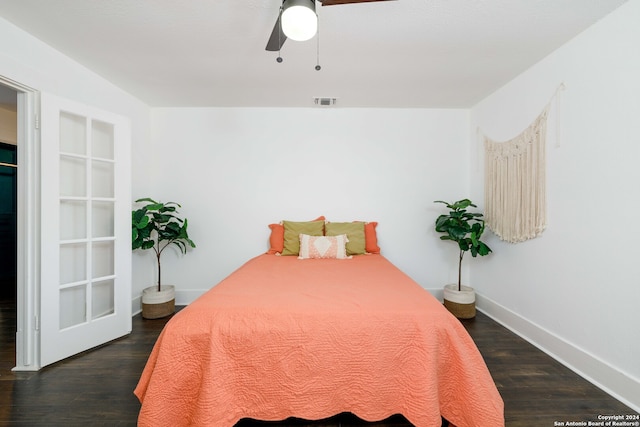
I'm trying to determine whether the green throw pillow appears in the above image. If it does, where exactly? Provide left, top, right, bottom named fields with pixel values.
left=324, top=222, right=366, bottom=256
left=281, top=220, right=325, bottom=256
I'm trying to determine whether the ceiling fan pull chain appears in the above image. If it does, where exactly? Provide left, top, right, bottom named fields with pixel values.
left=277, top=6, right=284, bottom=63
left=315, top=17, right=321, bottom=71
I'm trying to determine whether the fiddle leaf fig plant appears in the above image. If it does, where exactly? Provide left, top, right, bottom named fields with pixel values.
left=434, top=199, right=492, bottom=291
left=132, top=198, right=196, bottom=292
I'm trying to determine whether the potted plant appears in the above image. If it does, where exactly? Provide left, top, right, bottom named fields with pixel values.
left=132, top=198, right=196, bottom=319
left=434, top=199, right=492, bottom=319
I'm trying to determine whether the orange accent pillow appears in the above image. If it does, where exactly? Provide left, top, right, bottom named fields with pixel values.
left=364, top=221, right=381, bottom=254
left=267, top=223, right=284, bottom=254
left=267, top=216, right=326, bottom=255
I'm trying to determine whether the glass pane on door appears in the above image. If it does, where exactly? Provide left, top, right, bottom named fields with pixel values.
left=59, top=156, right=86, bottom=197
left=92, top=201, right=114, bottom=238
left=59, top=243, right=87, bottom=284
left=60, top=200, right=87, bottom=240
left=59, top=112, right=86, bottom=155
left=92, top=279, right=114, bottom=320
left=60, top=284, right=87, bottom=329
left=92, top=160, right=114, bottom=198
left=92, top=240, right=114, bottom=279
left=91, top=120, right=114, bottom=160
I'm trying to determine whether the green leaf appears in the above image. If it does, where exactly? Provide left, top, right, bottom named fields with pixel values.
left=470, top=231, right=478, bottom=246
left=152, top=213, right=173, bottom=224
left=135, top=197, right=158, bottom=204
left=451, top=199, right=475, bottom=210
left=134, top=215, right=150, bottom=229
left=159, top=205, right=177, bottom=213
left=448, top=225, right=469, bottom=240
left=434, top=200, right=454, bottom=209
left=137, top=227, right=151, bottom=239
left=435, top=218, right=455, bottom=232
left=165, top=221, right=181, bottom=233
left=477, top=242, right=492, bottom=256
left=145, top=203, right=164, bottom=212
left=133, top=208, right=147, bottom=222
left=172, top=240, right=187, bottom=254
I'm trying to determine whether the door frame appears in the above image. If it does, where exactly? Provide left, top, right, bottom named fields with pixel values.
left=1, top=75, right=41, bottom=371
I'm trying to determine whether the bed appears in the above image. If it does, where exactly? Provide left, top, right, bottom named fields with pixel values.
left=134, top=249, right=504, bottom=427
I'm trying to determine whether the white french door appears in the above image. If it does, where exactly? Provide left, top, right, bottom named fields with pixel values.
left=39, top=93, right=131, bottom=367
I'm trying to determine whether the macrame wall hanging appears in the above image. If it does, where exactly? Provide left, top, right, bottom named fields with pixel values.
left=482, top=83, right=565, bottom=243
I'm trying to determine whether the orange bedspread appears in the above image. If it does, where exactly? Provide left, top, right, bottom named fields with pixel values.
left=134, top=254, right=504, bottom=427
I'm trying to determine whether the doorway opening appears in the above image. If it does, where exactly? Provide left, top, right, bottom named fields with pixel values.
left=0, top=85, right=18, bottom=374
left=0, top=76, right=39, bottom=372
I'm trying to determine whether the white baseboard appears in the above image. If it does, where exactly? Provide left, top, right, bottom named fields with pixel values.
left=175, top=289, right=206, bottom=306
left=476, top=293, right=640, bottom=413
left=131, top=294, right=141, bottom=316
left=426, top=287, right=444, bottom=300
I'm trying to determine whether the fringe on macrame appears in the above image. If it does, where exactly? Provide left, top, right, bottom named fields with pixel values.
left=483, top=106, right=549, bottom=243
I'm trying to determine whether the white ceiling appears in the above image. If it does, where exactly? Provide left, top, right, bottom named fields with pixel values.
left=0, top=0, right=629, bottom=108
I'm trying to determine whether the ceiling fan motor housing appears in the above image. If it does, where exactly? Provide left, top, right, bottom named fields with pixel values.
left=267, top=0, right=394, bottom=51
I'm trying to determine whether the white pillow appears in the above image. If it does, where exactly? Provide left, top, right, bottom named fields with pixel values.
left=298, top=234, right=351, bottom=260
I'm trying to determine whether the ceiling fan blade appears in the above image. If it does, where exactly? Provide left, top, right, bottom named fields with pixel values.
left=320, top=0, right=396, bottom=5
left=265, top=13, right=287, bottom=51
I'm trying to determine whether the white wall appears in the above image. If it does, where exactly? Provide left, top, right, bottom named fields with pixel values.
left=0, top=18, right=149, bottom=130
left=470, top=0, right=640, bottom=411
left=132, top=107, right=471, bottom=303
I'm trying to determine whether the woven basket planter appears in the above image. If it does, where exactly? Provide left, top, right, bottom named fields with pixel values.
left=141, top=285, right=175, bottom=319
left=443, top=284, right=476, bottom=319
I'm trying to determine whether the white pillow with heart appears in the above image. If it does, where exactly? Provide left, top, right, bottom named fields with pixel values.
left=298, top=234, right=351, bottom=260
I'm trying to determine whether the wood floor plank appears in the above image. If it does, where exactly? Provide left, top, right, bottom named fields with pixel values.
left=0, top=298, right=637, bottom=426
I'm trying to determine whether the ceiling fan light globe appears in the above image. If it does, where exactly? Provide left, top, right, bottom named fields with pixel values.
left=281, top=0, right=317, bottom=41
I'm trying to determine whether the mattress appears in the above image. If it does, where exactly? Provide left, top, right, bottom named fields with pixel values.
left=134, top=254, right=504, bottom=426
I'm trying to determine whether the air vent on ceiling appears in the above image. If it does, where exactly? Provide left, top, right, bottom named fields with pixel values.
left=313, top=97, right=338, bottom=107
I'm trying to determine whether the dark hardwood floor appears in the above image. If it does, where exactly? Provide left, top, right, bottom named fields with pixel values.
left=1, top=297, right=637, bottom=426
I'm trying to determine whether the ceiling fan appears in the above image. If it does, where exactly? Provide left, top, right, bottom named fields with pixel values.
left=265, top=0, right=396, bottom=52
